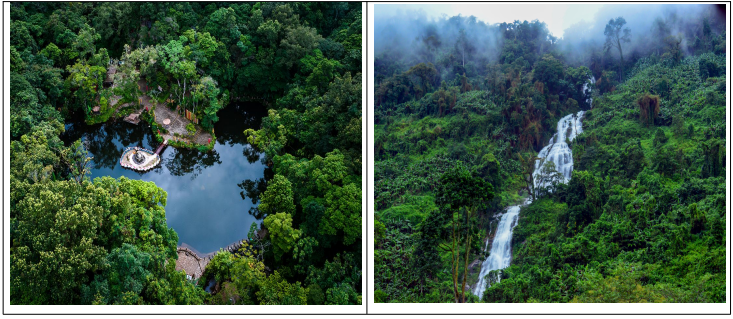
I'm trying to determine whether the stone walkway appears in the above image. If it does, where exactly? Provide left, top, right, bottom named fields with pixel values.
left=150, top=97, right=213, bottom=145
left=175, top=246, right=211, bottom=280
left=175, top=239, right=247, bottom=280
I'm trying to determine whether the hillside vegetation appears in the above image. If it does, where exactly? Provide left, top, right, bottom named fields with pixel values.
left=374, top=7, right=726, bottom=303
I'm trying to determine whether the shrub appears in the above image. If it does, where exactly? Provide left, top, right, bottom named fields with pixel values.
left=636, top=93, right=660, bottom=126
left=653, top=128, right=668, bottom=147
left=186, top=123, right=196, bottom=136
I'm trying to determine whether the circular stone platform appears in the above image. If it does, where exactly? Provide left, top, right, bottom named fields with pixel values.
left=120, top=147, right=161, bottom=171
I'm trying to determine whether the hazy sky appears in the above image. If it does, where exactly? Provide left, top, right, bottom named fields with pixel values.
left=374, top=3, right=606, bottom=38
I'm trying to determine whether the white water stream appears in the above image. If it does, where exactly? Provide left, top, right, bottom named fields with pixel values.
left=473, top=110, right=585, bottom=299
left=584, top=76, right=596, bottom=107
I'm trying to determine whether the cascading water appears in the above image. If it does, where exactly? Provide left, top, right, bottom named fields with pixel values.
left=472, top=205, right=522, bottom=298
left=584, top=76, right=596, bottom=107
left=473, top=110, right=585, bottom=299
left=533, top=111, right=584, bottom=187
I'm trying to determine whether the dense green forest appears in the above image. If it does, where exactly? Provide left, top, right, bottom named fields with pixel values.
left=373, top=5, right=726, bottom=303
left=10, top=2, right=362, bottom=305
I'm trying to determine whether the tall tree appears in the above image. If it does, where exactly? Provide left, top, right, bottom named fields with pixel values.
left=603, top=17, right=631, bottom=82
left=518, top=152, right=541, bottom=201
left=65, top=61, right=106, bottom=115
left=61, top=139, right=93, bottom=185
left=454, top=28, right=473, bottom=68
left=436, top=166, right=493, bottom=303
left=159, top=38, right=198, bottom=109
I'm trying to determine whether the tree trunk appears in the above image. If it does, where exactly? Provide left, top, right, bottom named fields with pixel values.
left=461, top=208, right=473, bottom=303
left=176, top=78, right=183, bottom=111
left=617, top=39, right=624, bottom=82
left=451, top=220, right=460, bottom=303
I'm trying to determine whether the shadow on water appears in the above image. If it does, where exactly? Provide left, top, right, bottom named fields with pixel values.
left=61, top=102, right=270, bottom=254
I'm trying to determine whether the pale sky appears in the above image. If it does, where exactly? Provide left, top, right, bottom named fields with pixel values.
left=374, top=3, right=606, bottom=39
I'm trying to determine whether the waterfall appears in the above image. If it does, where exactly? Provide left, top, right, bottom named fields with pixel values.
left=473, top=110, right=585, bottom=300
left=533, top=111, right=584, bottom=188
left=472, top=205, right=521, bottom=298
left=584, top=76, right=596, bottom=107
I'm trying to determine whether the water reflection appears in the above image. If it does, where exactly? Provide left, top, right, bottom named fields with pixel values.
left=165, top=148, right=222, bottom=180
left=61, top=102, right=268, bottom=254
left=238, top=171, right=271, bottom=220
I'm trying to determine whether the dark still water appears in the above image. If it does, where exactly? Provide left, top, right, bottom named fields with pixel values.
left=61, top=103, right=268, bottom=254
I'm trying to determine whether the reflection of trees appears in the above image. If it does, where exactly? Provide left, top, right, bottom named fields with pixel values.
left=238, top=179, right=265, bottom=204
left=71, top=122, right=155, bottom=170
left=164, top=148, right=222, bottom=180
left=242, top=144, right=262, bottom=164
left=81, top=124, right=124, bottom=170
left=214, top=102, right=267, bottom=146
left=239, top=166, right=273, bottom=219
left=85, top=126, right=121, bottom=170
left=61, top=102, right=264, bottom=183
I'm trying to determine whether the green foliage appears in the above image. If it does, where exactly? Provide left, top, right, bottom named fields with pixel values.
left=483, top=51, right=726, bottom=303
left=82, top=244, right=152, bottom=305
left=698, top=56, right=720, bottom=80
left=436, top=165, right=493, bottom=303
left=65, top=61, right=107, bottom=116
left=10, top=120, right=64, bottom=185
left=258, top=174, right=295, bottom=218
left=572, top=263, right=665, bottom=303
left=636, top=92, right=660, bottom=126
left=375, top=11, right=725, bottom=304
left=604, top=17, right=631, bottom=80
left=264, top=213, right=301, bottom=262
left=10, top=176, right=192, bottom=305
left=534, top=54, right=565, bottom=93
left=305, top=252, right=362, bottom=305
left=256, top=271, right=308, bottom=305
left=653, top=128, right=668, bottom=147
left=378, top=195, right=436, bottom=226
left=10, top=63, right=64, bottom=139
left=11, top=2, right=362, bottom=305
left=145, top=258, right=208, bottom=305
left=186, top=122, right=196, bottom=136
left=60, top=139, right=93, bottom=184
left=273, top=149, right=361, bottom=249
left=671, top=115, right=685, bottom=137
left=321, top=183, right=362, bottom=246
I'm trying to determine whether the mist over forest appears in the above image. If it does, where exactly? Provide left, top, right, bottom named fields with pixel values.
left=374, top=4, right=725, bottom=82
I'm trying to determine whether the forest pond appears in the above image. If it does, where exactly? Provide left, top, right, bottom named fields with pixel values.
left=62, top=102, right=268, bottom=254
